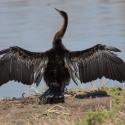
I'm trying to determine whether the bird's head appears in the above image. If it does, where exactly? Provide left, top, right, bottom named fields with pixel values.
left=55, top=8, right=68, bottom=18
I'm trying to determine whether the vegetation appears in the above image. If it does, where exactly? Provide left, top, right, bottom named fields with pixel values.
left=0, top=84, right=125, bottom=125
left=75, top=86, right=125, bottom=125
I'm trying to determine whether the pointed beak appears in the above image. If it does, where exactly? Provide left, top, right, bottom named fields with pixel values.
left=55, top=8, right=60, bottom=13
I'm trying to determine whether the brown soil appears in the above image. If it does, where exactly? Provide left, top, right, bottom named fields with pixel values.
left=0, top=89, right=116, bottom=125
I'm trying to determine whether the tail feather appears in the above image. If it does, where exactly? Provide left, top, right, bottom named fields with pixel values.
left=40, top=86, right=64, bottom=99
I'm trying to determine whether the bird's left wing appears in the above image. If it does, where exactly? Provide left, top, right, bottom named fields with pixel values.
left=0, top=46, right=48, bottom=86
left=67, top=44, right=125, bottom=84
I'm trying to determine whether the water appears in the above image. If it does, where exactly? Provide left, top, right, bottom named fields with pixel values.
left=0, top=0, right=125, bottom=98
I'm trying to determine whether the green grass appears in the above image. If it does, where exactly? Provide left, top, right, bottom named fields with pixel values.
left=75, top=86, right=125, bottom=125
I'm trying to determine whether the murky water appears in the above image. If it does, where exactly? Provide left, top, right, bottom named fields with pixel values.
left=0, top=0, right=125, bottom=98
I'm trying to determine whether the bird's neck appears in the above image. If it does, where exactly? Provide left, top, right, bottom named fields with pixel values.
left=52, top=39, right=65, bottom=49
left=59, top=17, right=68, bottom=39
left=53, top=14, right=68, bottom=46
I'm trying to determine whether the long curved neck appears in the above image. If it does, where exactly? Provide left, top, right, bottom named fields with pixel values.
left=53, top=14, right=68, bottom=46
left=59, top=15, right=68, bottom=39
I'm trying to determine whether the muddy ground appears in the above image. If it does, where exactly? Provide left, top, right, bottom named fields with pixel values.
left=0, top=89, right=123, bottom=125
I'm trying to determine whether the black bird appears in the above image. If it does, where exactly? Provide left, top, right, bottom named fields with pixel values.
left=0, top=8, right=125, bottom=102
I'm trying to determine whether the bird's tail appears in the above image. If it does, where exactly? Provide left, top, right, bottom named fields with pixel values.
left=39, top=84, right=64, bottom=103
left=41, top=86, right=64, bottom=98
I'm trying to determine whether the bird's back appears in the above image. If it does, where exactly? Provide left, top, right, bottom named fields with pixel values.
left=43, top=46, right=70, bottom=88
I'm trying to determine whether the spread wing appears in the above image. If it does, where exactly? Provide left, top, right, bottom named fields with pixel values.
left=0, top=46, right=48, bottom=86
left=66, top=44, right=125, bottom=83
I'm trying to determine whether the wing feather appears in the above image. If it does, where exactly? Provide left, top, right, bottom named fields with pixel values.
left=86, top=60, right=90, bottom=82
left=69, top=44, right=125, bottom=83
left=0, top=46, right=46, bottom=86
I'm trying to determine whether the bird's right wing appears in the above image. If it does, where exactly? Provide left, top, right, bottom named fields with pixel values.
left=0, top=46, right=48, bottom=86
left=67, top=44, right=125, bottom=84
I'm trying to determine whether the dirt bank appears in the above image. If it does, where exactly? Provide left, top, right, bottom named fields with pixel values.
left=0, top=88, right=123, bottom=125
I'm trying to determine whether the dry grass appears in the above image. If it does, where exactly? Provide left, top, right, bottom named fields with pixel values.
left=0, top=81, right=125, bottom=125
